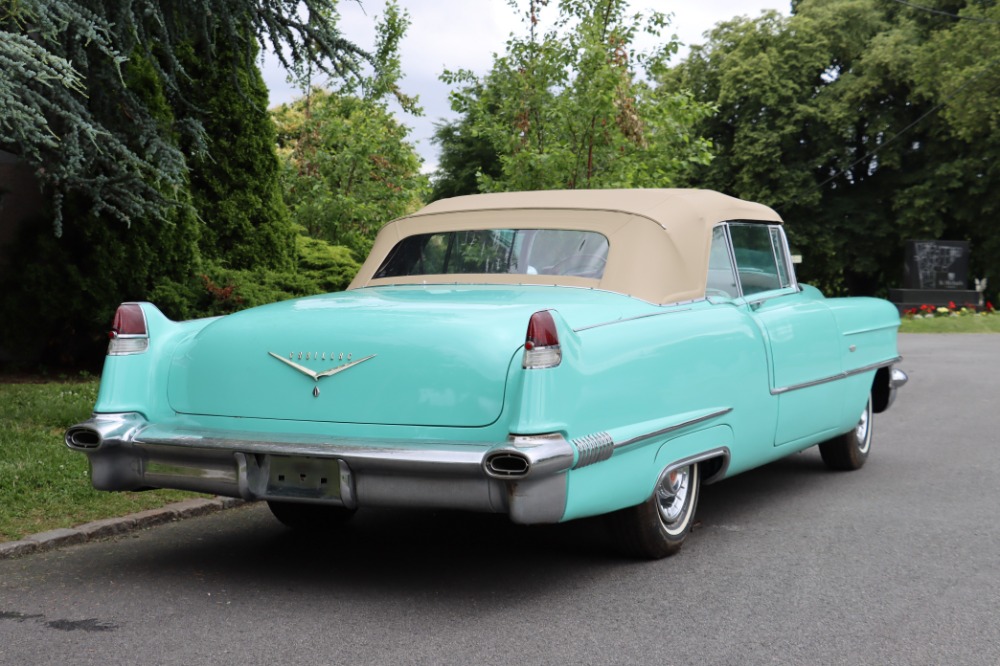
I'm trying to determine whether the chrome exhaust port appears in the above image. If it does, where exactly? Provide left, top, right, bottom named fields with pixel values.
left=65, top=427, right=102, bottom=449
left=64, top=413, right=145, bottom=451
left=483, top=452, right=531, bottom=478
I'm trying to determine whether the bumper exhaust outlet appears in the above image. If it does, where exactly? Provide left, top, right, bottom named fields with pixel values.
left=484, top=452, right=531, bottom=477
left=482, top=434, right=575, bottom=480
left=64, top=413, right=144, bottom=451
left=65, top=428, right=102, bottom=449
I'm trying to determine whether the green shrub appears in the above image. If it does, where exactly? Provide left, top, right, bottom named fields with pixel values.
left=149, top=231, right=361, bottom=320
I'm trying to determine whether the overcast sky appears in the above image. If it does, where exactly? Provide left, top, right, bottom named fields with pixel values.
left=260, top=1, right=791, bottom=173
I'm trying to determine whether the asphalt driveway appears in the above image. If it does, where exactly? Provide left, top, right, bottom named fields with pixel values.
left=1, top=333, right=998, bottom=666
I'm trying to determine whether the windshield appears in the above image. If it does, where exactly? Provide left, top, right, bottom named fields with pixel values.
left=374, top=229, right=609, bottom=279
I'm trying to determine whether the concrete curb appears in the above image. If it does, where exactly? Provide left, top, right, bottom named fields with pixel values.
left=0, top=497, right=248, bottom=561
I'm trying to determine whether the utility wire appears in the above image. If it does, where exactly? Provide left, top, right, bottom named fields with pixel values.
left=889, top=0, right=1000, bottom=25
left=780, top=53, right=1000, bottom=212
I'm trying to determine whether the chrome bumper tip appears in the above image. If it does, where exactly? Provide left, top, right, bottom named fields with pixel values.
left=890, top=367, right=908, bottom=389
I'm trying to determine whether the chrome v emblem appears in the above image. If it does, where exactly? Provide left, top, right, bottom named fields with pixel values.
left=267, top=352, right=376, bottom=382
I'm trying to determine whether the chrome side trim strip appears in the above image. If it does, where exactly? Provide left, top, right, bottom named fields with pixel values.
left=661, top=447, right=732, bottom=487
left=572, top=432, right=614, bottom=468
left=770, top=357, right=903, bottom=395
left=614, top=408, right=734, bottom=450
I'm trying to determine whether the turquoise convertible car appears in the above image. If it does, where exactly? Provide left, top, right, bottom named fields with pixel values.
left=66, top=189, right=906, bottom=558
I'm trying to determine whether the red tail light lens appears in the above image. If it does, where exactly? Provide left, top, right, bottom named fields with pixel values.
left=108, top=303, right=148, bottom=355
left=523, top=310, right=561, bottom=369
left=111, top=303, right=147, bottom=336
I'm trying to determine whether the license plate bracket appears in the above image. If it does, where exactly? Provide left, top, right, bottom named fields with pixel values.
left=236, top=453, right=352, bottom=504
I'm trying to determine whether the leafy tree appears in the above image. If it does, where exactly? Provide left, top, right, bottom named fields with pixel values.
left=273, top=3, right=427, bottom=261
left=0, top=0, right=371, bottom=232
left=907, top=1, right=1000, bottom=300
left=429, top=115, right=501, bottom=202
left=663, top=0, right=987, bottom=297
left=274, top=92, right=427, bottom=260
left=438, top=0, right=714, bottom=193
left=0, top=1, right=392, bottom=368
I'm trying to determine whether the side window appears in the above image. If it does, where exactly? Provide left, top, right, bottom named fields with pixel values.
left=729, top=223, right=784, bottom=296
left=706, top=225, right=738, bottom=299
left=769, top=226, right=793, bottom=288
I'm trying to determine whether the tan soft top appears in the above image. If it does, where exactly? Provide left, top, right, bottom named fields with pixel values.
left=349, top=189, right=783, bottom=304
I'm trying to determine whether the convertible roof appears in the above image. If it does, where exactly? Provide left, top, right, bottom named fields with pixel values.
left=349, top=189, right=783, bottom=304
left=410, top=188, right=781, bottom=229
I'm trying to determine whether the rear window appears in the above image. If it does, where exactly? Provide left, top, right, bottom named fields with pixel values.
left=374, top=229, right=609, bottom=279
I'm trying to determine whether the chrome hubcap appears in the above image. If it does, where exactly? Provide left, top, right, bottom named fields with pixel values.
left=855, top=402, right=871, bottom=454
left=656, top=466, right=690, bottom=526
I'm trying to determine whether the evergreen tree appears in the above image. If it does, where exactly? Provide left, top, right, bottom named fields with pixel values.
left=0, top=48, right=201, bottom=365
left=0, top=0, right=371, bottom=232
left=0, top=0, right=394, bottom=368
left=179, top=37, right=295, bottom=271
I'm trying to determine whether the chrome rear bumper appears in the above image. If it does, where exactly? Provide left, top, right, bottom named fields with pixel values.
left=65, top=413, right=574, bottom=524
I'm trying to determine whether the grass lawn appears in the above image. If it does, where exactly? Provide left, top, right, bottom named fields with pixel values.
left=0, top=378, right=199, bottom=542
left=899, top=314, right=1000, bottom=334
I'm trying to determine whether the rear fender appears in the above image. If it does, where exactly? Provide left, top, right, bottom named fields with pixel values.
left=506, top=309, right=584, bottom=436
left=561, top=425, right=733, bottom=521
left=95, top=304, right=216, bottom=421
left=654, top=425, right=734, bottom=487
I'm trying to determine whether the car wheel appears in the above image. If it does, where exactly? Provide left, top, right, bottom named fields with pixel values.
left=611, top=462, right=701, bottom=559
left=819, top=395, right=873, bottom=471
left=266, top=500, right=356, bottom=530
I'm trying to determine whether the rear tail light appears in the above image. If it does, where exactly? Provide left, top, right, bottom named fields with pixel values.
left=523, top=310, right=561, bottom=369
left=108, top=303, right=148, bottom=355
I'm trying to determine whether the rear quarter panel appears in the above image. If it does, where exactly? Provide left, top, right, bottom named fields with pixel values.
left=825, top=295, right=902, bottom=373
left=94, top=306, right=218, bottom=422
left=506, top=302, right=782, bottom=520
left=825, top=294, right=902, bottom=429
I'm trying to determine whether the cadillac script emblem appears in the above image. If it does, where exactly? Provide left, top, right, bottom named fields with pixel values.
left=268, top=351, right=376, bottom=397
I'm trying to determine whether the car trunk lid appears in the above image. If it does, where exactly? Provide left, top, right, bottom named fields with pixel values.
left=166, top=285, right=652, bottom=427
